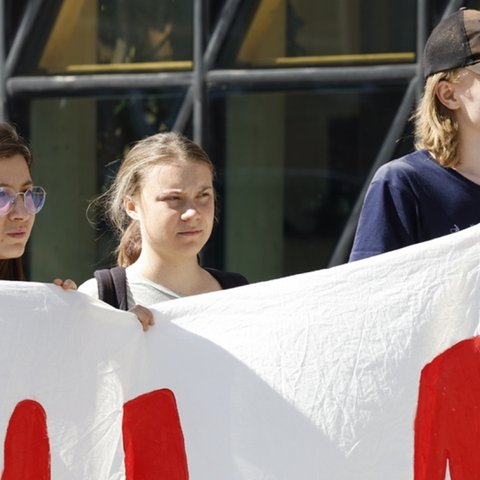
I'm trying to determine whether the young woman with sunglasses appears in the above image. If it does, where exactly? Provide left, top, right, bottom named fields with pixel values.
left=0, top=121, right=75, bottom=289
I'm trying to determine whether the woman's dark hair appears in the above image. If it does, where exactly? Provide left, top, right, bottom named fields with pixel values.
left=0, top=122, right=33, bottom=281
left=0, top=122, right=32, bottom=166
left=0, top=259, right=26, bottom=280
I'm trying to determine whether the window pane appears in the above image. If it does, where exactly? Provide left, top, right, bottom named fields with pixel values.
left=27, top=91, right=186, bottom=283
left=218, top=0, right=416, bottom=68
left=26, top=83, right=412, bottom=283
left=36, top=0, right=192, bottom=74
left=209, top=83, right=413, bottom=281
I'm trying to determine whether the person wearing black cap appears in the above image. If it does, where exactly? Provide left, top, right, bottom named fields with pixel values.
left=349, top=8, right=480, bottom=262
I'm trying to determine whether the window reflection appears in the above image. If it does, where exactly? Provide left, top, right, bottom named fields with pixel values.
left=218, top=0, right=416, bottom=68
left=97, top=0, right=192, bottom=64
left=28, top=92, right=186, bottom=282
left=39, top=0, right=193, bottom=74
left=210, top=84, right=413, bottom=280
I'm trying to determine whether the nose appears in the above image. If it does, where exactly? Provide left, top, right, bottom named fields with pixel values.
left=8, top=195, right=30, bottom=220
left=180, top=205, right=200, bottom=221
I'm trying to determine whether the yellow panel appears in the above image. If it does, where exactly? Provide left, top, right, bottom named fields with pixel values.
left=65, top=61, right=192, bottom=74
left=274, top=52, right=415, bottom=66
left=238, top=0, right=286, bottom=63
left=40, top=0, right=97, bottom=71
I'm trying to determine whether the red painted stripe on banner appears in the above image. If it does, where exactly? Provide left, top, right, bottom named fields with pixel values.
left=1, top=399, right=50, bottom=480
left=123, top=389, right=189, bottom=479
left=415, top=337, right=480, bottom=479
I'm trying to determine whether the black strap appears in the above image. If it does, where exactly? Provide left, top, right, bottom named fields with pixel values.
left=94, top=267, right=128, bottom=311
left=205, top=268, right=249, bottom=289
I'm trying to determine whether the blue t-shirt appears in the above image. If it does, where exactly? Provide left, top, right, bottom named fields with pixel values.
left=349, top=150, right=480, bottom=261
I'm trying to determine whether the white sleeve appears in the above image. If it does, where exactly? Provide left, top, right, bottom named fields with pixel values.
left=77, top=277, right=100, bottom=299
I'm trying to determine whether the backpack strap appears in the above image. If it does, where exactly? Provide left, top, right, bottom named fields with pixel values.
left=94, top=267, right=128, bottom=311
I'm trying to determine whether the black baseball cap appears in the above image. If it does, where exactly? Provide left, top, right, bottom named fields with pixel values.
left=424, top=8, right=480, bottom=79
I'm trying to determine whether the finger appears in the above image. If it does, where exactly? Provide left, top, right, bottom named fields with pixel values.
left=129, top=305, right=155, bottom=331
left=139, top=308, right=154, bottom=331
left=146, top=309, right=155, bottom=326
left=61, top=279, right=77, bottom=290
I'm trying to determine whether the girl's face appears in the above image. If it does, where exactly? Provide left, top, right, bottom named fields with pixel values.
left=0, top=155, right=36, bottom=260
left=125, top=160, right=215, bottom=262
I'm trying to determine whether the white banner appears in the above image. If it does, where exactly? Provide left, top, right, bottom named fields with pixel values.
left=1, top=224, right=480, bottom=479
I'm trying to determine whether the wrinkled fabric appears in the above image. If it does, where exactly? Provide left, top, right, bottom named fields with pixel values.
left=0, top=224, right=479, bottom=479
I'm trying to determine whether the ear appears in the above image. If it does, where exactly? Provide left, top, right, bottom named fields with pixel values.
left=124, top=196, right=139, bottom=220
left=435, top=80, right=460, bottom=110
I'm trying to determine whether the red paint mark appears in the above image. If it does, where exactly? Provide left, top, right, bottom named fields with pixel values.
left=1, top=399, right=50, bottom=480
left=123, top=389, right=189, bottom=479
left=1, top=390, right=188, bottom=477
left=414, top=337, right=480, bottom=479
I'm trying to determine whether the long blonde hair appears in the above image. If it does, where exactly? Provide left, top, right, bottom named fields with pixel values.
left=104, top=131, right=215, bottom=267
left=413, top=69, right=462, bottom=167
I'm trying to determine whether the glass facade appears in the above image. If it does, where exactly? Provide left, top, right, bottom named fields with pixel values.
left=18, top=0, right=194, bottom=74
left=208, top=83, right=411, bottom=280
left=218, top=0, right=416, bottom=68
left=4, top=0, right=477, bottom=284
left=28, top=92, right=186, bottom=282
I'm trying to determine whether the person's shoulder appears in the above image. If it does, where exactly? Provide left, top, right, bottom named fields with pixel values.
left=204, top=267, right=249, bottom=289
left=373, top=150, right=436, bottom=183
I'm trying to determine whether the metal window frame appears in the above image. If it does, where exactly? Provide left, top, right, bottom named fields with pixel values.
left=0, top=0, right=467, bottom=266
